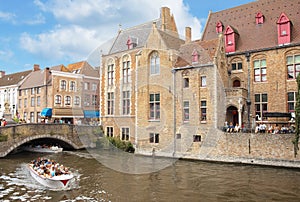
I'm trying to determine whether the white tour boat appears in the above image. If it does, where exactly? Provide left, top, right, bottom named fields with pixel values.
left=28, top=161, right=74, bottom=189
left=23, top=145, right=63, bottom=153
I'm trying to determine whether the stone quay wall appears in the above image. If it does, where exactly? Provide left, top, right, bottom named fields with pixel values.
left=188, top=131, right=300, bottom=168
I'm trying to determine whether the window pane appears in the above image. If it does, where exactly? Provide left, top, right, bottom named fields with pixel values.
left=184, top=101, right=189, bottom=107
left=261, top=59, right=266, bottom=67
left=261, top=68, right=266, bottom=74
left=255, top=76, right=260, bottom=82
left=262, top=94, right=268, bottom=102
left=150, top=94, right=154, bottom=102
left=287, top=56, right=293, bottom=64
left=254, top=60, right=260, bottom=68
left=296, top=64, right=300, bottom=71
left=155, top=94, right=160, bottom=101
left=254, top=69, right=260, bottom=74
left=295, top=55, right=300, bottom=63
left=288, top=92, right=294, bottom=101
left=232, top=63, right=236, bottom=70
left=255, top=94, right=260, bottom=102
left=238, top=63, right=242, bottom=70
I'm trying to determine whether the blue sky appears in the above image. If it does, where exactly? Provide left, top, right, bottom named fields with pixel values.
left=0, top=0, right=254, bottom=74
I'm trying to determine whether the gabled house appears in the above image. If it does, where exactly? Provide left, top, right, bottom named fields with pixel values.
left=18, top=65, right=51, bottom=123
left=201, top=0, right=300, bottom=129
left=67, top=61, right=100, bottom=123
left=0, top=67, right=33, bottom=120
left=100, top=7, right=184, bottom=154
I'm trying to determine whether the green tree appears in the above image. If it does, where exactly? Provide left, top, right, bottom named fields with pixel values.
left=293, top=75, right=300, bottom=157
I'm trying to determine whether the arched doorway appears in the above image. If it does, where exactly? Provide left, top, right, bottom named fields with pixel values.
left=226, top=106, right=239, bottom=126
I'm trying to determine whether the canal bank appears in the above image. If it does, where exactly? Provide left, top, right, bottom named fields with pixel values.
left=136, top=130, right=300, bottom=169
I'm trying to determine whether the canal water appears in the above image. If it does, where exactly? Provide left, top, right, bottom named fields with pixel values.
left=1, top=149, right=300, bottom=201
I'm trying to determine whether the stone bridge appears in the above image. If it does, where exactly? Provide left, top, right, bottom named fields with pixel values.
left=0, top=123, right=102, bottom=157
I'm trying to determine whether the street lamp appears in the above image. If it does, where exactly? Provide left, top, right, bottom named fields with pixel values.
left=245, top=52, right=251, bottom=132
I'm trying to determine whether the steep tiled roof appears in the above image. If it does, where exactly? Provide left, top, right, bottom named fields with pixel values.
left=201, top=0, right=300, bottom=52
left=108, top=19, right=162, bottom=54
left=50, top=64, right=68, bottom=72
left=0, top=70, right=32, bottom=87
left=174, top=39, right=219, bottom=67
left=67, top=61, right=99, bottom=77
left=19, top=69, right=50, bottom=89
left=158, top=30, right=185, bottom=50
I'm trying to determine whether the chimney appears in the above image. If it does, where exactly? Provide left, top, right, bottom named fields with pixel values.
left=0, top=71, right=5, bottom=78
left=33, top=64, right=40, bottom=71
left=161, top=7, right=170, bottom=31
left=44, top=67, right=50, bottom=85
left=185, top=27, right=192, bottom=43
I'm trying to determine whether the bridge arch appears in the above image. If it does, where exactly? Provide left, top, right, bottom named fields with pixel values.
left=3, top=134, right=80, bottom=157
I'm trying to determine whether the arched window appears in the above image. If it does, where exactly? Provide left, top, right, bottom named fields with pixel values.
left=65, top=96, right=71, bottom=106
left=182, top=70, right=189, bottom=88
left=55, top=95, right=61, bottom=104
left=60, top=80, right=66, bottom=90
left=150, top=51, right=160, bottom=75
left=233, top=80, right=241, bottom=87
left=70, top=81, right=76, bottom=91
left=107, top=59, right=115, bottom=86
left=122, top=55, right=131, bottom=83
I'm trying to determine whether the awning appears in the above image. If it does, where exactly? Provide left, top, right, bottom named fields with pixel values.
left=84, top=110, right=100, bottom=118
left=52, top=108, right=84, bottom=118
left=264, top=112, right=292, bottom=118
left=41, top=108, right=52, bottom=117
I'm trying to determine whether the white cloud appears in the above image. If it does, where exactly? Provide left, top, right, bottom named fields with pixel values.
left=22, top=0, right=202, bottom=66
left=0, top=49, right=14, bottom=61
left=0, top=11, right=16, bottom=23
left=24, top=13, right=46, bottom=25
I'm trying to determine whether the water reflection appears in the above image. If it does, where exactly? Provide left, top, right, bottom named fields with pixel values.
left=0, top=151, right=300, bottom=201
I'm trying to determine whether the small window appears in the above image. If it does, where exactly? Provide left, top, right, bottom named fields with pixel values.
left=60, top=80, right=66, bottom=90
left=150, top=133, right=159, bottom=143
left=183, top=78, right=189, bottom=88
left=233, top=80, right=241, bottom=87
left=106, top=127, right=114, bottom=137
left=201, top=76, right=206, bottom=87
left=193, top=135, right=201, bottom=142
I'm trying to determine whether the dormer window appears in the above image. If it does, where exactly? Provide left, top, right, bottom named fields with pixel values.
left=277, top=13, right=291, bottom=45
left=256, top=12, right=264, bottom=24
left=216, top=21, right=224, bottom=34
left=224, top=25, right=238, bottom=53
left=192, top=50, right=199, bottom=63
left=127, top=36, right=138, bottom=49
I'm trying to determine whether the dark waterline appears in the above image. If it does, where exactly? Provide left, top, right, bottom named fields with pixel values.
left=1, top=150, right=300, bottom=201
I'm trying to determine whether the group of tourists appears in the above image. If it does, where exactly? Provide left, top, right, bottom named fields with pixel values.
left=30, top=157, right=70, bottom=178
left=224, top=121, right=241, bottom=133
left=255, top=123, right=294, bottom=134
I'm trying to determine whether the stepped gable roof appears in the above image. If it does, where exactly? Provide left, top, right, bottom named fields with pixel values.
left=157, top=30, right=185, bottom=50
left=19, top=68, right=51, bottom=89
left=0, top=70, right=31, bottom=87
left=67, top=61, right=99, bottom=77
left=201, top=0, right=300, bottom=53
left=174, top=39, right=219, bottom=68
left=108, top=19, right=162, bottom=54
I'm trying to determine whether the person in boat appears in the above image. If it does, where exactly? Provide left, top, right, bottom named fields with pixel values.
left=50, top=166, right=55, bottom=177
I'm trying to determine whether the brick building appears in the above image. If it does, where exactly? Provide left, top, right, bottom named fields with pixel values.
left=201, top=0, right=300, bottom=130
left=100, top=7, right=184, bottom=153
left=18, top=65, right=51, bottom=123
